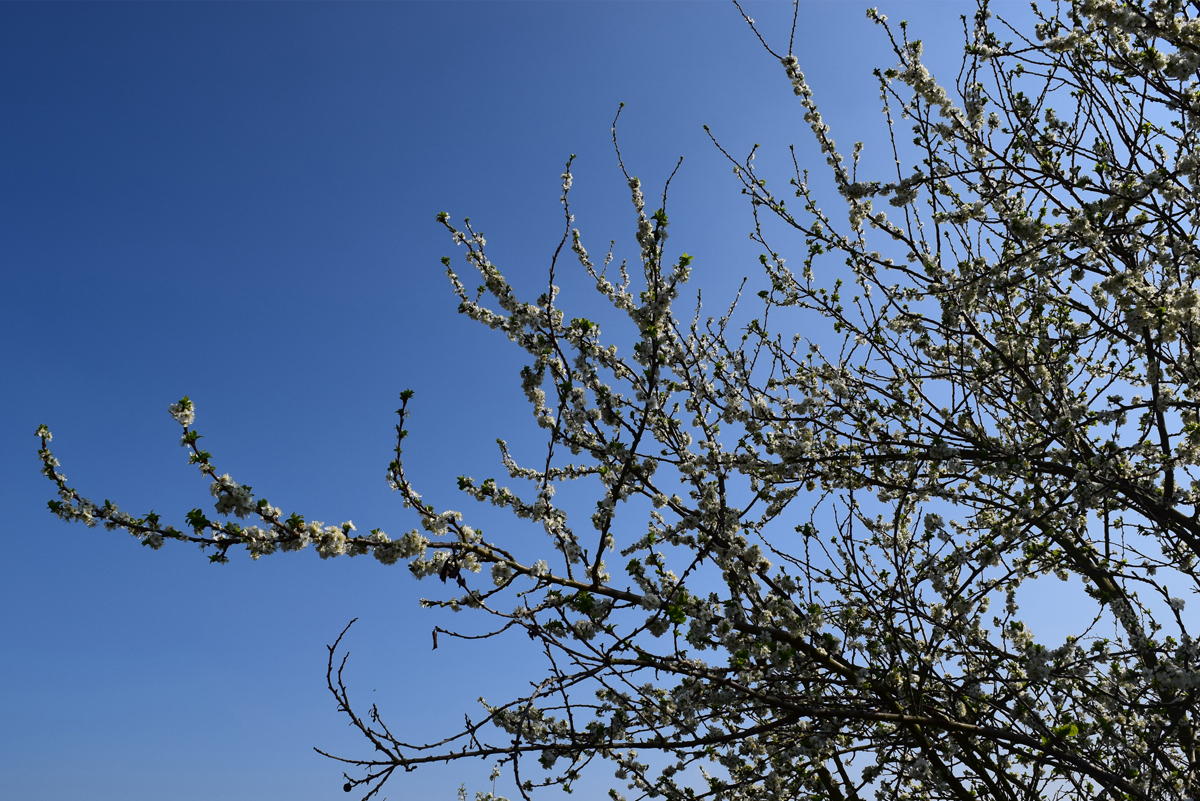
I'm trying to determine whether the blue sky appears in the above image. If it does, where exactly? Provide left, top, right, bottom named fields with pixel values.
left=1, top=2, right=992, bottom=799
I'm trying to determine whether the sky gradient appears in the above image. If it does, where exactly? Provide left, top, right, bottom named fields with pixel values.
left=2, top=3, right=997, bottom=799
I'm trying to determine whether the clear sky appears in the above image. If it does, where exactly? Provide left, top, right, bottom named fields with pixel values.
left=1, top=2, right=996, bottom=799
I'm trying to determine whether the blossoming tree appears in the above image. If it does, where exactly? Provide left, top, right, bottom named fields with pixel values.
left=35, top=0, right=1200, bottom=799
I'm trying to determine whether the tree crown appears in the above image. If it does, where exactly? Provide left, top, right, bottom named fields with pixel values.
left=37, top=1, right=1200, bottom=799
